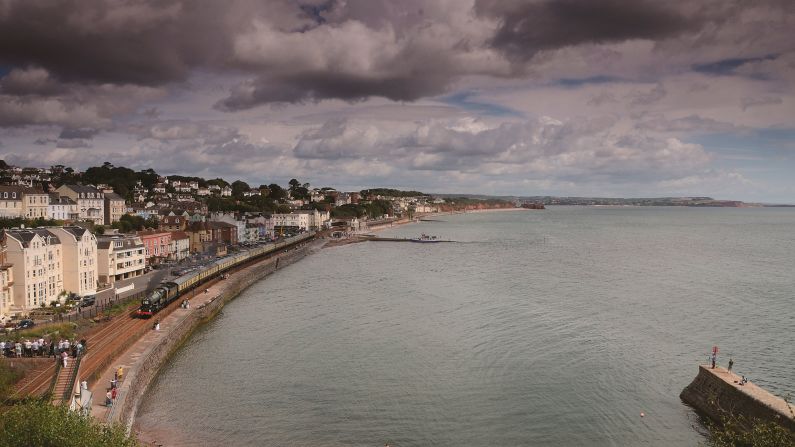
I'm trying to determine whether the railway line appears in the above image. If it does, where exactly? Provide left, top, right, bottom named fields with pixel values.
left=11, top=233, right=313, bottom=400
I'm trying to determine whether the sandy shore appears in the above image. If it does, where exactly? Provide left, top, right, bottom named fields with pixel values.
left=323, top=208, right=529, bottom=248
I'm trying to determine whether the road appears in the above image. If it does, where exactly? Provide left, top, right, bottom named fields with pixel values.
left=94, top=269, right=171, bottom=306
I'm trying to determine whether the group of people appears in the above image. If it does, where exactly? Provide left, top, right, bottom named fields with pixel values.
left=105, top=366, right=125, bottom=406
left=0, top=337, right=85, bottom=359
left=180, top=299, right=190, bottom=309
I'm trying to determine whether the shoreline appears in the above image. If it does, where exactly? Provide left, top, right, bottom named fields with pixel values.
left=86, top=239, right=321, bottom=445
left=130, top=207, right=526, bottom=444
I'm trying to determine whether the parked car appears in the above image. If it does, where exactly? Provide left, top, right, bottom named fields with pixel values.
left=16, top=319, right=35, bottom=330
left=80, top=296, right=96, bottom=308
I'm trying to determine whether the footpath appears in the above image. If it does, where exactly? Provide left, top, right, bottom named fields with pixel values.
left=87, top=241, right=318, bottom=433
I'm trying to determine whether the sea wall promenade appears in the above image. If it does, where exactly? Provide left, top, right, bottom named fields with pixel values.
left=88, top=239, right=321, bottom=433
left=681, top=365, right=795, bottom=432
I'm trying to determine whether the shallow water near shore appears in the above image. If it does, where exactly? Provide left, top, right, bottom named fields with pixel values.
left=135, top=207, right=795, bottom=446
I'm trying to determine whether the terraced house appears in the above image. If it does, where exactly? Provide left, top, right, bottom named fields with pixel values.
left=0, top=185, right=49, bottom=219
left=47, top=193, right=79, bottom=221
left=138, top=230, right=172, bottom=264
left=2, top=228, right=63, bottom=311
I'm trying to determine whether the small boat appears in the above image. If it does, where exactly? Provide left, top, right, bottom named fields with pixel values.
left=411, top=234, right=443, bottom=243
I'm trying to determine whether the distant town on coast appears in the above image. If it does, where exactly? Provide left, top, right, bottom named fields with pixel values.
left=3, top=157, right=784, bottom=321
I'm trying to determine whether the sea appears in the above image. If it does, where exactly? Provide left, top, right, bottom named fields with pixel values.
left=135, top=207, right=795, bottom=446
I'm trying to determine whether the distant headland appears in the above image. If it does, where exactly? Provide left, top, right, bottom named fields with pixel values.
left=436, top=194, right=794, bottom=208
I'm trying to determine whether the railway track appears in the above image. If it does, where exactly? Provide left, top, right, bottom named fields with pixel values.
left=12, top=277, right=223, bottom=399
left=11, top=236, right=312, bottom=400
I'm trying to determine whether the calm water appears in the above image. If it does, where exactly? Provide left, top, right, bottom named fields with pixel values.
left=136, top=207, right=795, bottom=446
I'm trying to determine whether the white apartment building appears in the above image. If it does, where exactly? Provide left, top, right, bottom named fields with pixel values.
left=0, top=186, right=49, bottom=219
left=0, top=247, right=14, bottom=321
left=97, top=234, right=146, bottom=285
left=48, top=193, right=79, bottom=221
left=3, top=228, right=64, bottom=310
left=269, top=212, right=310, bottom=234
left=49, top=227, right=98, bottom=297
left=56, top=184, right=105, bottom=225
left=266, top=210, right=328, bottom=234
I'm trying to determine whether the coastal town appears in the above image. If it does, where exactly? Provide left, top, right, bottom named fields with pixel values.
left=0, top=160, right=518, bottom=323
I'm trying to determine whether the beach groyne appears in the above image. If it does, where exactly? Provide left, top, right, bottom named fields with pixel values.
left=680, top=365, right=795, bottom=433
left=114, top=242, right=317, bottom=431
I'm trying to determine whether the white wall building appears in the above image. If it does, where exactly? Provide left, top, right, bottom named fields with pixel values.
left=0, top=246, right=14, bottom=322
left=169, top=232, right=190, bottom=261
left=48, top=193, right=79, bottom=221
left=0, top=186, right=49, bottom=219
left=49, top=227, right=98, bottom=297
left=3, top=228, right=64, bottom=311
left=97, top=234, right=146, bottom=286
left=56, top=184, right=105, bottom=225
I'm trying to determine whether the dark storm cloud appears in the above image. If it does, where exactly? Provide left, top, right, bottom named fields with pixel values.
left=0, top=1, right=229, bottom=86
left=215, top=72, right=453, bottom=110
left=58, top=128, right=100, bottom=140
left=475, top=0, right=696, bottom=60
left=56, top=138, right=92, bottom=149
left=0, top=0, right=793, bottom=118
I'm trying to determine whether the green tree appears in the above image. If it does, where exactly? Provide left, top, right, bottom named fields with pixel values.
left=112, top=214, right=146, bottom=233
left=231, top=180, right=250, bottom=198
left=287, top=179, right=309, bottom=201
left=268, top=183, right=287, bottom=201
left=144, top=215, right=159, bottom=229
left=206, top=178, right=229, bottom=188
left=0, top=400, right=138, bottom=446
left=705, top=416, right=794, bottom=447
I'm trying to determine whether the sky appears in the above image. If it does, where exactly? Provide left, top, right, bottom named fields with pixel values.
left=0, top=0, right=794, bottom=202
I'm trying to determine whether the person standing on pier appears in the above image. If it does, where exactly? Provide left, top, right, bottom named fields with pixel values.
left=728, top=358, right=734, bottom=373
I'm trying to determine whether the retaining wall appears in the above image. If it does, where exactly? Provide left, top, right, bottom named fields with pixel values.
left=681, top=365, right=795, bottom=433
left=113, top=243, right=316, bottom=430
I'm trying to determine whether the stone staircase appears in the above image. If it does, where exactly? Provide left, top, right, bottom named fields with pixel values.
left=50, top=358, right=78, bottom=405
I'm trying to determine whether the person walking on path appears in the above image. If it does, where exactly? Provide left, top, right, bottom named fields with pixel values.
left=728, top=358, right=734, bottom=373
left=117, top=366, right=124, bottom=382
left=111, top=387, right=117, bottom=402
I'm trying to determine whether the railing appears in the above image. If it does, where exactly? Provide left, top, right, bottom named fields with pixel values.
left=61, top=349, right=85, bottom=404
left=46, top=356, right=62, bottom=398
left=55, top=290, right=148, bottom=323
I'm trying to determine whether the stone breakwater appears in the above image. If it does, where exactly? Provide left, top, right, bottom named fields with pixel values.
left=112, top=242, right=317, bottom=432
left=680, top=365, right=795, bottom=433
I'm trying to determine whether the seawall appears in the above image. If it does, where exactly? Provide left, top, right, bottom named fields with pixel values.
left=680, top=365, right=795, bottom=433
left=111, top=241, right=319, bottom=431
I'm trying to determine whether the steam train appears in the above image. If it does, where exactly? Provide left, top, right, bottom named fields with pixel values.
left=135, top=233, right=313, bottom=317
